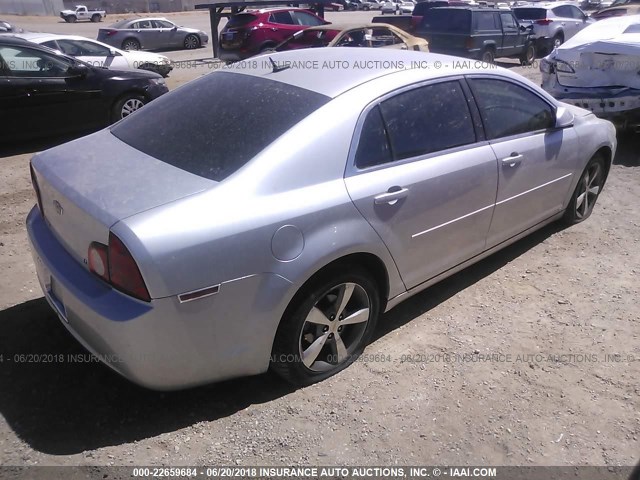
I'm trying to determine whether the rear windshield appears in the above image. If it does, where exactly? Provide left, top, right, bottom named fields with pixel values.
left=225, top=13, right=257, bottom=28
left=111, top=72, right=330, bottom=182
left=513, top=8, right=546, bottom=20
left=420, top=9, right=471, bottom=32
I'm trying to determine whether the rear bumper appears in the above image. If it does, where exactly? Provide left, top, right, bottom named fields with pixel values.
left=27, top=207, right=292, bottom=390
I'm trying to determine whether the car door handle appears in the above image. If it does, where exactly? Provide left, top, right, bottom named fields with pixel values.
left=501, top=153, right=523, bottom=167
left=374, top=187, right=409, bottom=205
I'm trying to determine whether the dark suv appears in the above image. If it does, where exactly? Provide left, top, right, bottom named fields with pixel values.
left=415, top=7, right=535, bottom=64
left=219, top=8, right=329, bottom=61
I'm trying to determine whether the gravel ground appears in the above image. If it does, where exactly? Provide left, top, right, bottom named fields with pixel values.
left=0, top=12, right=638, bottom=474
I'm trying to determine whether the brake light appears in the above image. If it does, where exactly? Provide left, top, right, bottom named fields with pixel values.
left=108, top=232, right=150, bottom=302
left=29, top=162, right=44, bottom=217
left=464, top=36, right=474, bottom=49
left=535, top=19, right=553, bottom=25
left=103, top=29, right=118, bottom=36
left=86, top=233, right=150, bottom=302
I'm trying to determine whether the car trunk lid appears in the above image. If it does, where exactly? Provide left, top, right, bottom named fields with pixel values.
left=31, top=129, right=214, bottom=268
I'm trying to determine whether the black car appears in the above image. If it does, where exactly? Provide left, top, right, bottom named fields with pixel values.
left=415, top=7, right=536, bottom=64
left=0, top=36, right=168, bottom=143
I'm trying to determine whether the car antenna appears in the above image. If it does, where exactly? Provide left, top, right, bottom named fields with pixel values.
left=268, top=56, right=289, bottom=73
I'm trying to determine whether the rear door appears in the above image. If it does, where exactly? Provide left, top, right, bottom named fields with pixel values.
left=551, top=6, right=578, bottom=39
left=467, top=76, right=579, bottom=248
left=268, top=11, right=301, bottom=44
left=345, top=79, right=498, bottom=289
left=131, top=20, right=156, bottom=49
left=474, top=11, right=503, bottom=55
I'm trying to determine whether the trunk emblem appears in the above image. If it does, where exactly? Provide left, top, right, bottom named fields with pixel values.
left=53, top=200, right=63, bottom=215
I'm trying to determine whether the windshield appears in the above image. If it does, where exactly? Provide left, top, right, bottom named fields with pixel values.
left=111, top=71, right=330, bottom=182
left=225, top=13, right=258, bottom=28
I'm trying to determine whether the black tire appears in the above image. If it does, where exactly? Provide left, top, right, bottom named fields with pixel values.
left=121, top=38, right=141, bottom=51
left=111, top=93, right=146, bottom=123
left=184, top=34, right=200, bottom=50
left=91, top=14, right=100, bottom=22
left=270, top=265, right=381, bottom=386
left=563, top=154, right=606, bottom=225
left=480, top=47, right=495, bottom=64
left=67, top=15, right=77, bottom=23
left=520, top=44, right=535, bottom=66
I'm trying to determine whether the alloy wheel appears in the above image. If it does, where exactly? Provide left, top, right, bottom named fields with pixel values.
left=575, top=162, right=602, bottom=219
left=299, top=282, right=371, bottom=372
left=121, top=98, right=145, bottom=118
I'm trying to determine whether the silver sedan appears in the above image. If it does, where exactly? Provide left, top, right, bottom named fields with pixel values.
left=97, top=17, right=208, bottom=51
left=27, top=49, right=616, bottom=390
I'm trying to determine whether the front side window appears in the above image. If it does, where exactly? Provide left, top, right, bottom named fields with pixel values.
left=500, top=13, right=517, bottom=30
left=291, top=11, right=324, bottom=26
left=379, top=81, right=476, bottom=161
left=0, top=46, right=71, bottom=77
left=468, top=78, right=555, bottom=139
left=153, top=20, right=175, bottom=28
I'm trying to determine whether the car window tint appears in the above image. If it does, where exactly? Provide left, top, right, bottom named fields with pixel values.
left=513, top=8, right=546, bottom=19
left=476, top=12, right=498, bottom=30
left=379, top=81, right=476, bottom=160
left=111, top=72, right=330, bottom=182
left=468, top=78, right=555, bottom=139
left=132, top=20, right=153, bottom=29
left=500, top=13, right=517, bottom=30
left=355, top=106, right=392, bottom=169
left=270, top=11, right=294, bottom=24
left=291, top=11, right=324, bottom=26
left=153, top=20, right=174, bottom=28
left=58, top=39, right=110, bottom=56
left=0, top=46, right=71, bottom=78
left=226, top=13, right=257, bottom=27
left=370, top=27, right=404, bottom=46
left=552, top=6, right=571, bottom=18
left=421, top=9, right=471, bottom=33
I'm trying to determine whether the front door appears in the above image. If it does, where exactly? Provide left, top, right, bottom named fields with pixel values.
left=467, top=76, right=580, bottom=248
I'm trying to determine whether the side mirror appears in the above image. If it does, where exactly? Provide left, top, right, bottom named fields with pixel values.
left=555, top=106, right=574, bottom=128
left=68, top=63, right=89, bottom=77
left=171, top=25, right=178, bottom=31
left=109, top=49, right=117, bottom=56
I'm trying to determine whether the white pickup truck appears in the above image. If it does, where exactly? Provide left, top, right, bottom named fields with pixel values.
left=60, top=5, right=106, bottom=23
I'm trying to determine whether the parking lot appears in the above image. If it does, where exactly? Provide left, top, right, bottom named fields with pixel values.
left=0, top=10, right=639, bottom=471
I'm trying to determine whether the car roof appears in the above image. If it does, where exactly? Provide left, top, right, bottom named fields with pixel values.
left=0, top=35, right=34, bottom=46
left=226, top=47, right=524, bottom=98
left=247, top=7, right=315, bottom=12
left=430, top=5, right=505, bottom=10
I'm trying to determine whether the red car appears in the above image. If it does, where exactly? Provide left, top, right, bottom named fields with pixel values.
left=219, top=7, right=329, bottom=61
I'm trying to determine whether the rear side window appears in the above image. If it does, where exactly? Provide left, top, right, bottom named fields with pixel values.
left=270, top=11, right=294, bottom=24
left=355, top=106, right=392, bottom=169
left=291, top=11, right=324, bottom=26
left=468, top=78, right=555, bottom=139
left=513, top=8, right=546, bottom=20
left=111, top=72, right=330, bottom=181
left=421, top=9, right=471, bottom=33
left=475, top=12, right=499, bottom=30
left=226, top=13, right=257, bottom=28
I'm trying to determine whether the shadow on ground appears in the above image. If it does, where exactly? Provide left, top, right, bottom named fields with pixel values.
left=0, top=220, right=564, bottom=455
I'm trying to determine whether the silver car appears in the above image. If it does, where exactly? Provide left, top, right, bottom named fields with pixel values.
left=97, top=17, right=208, bottom=51
left=27, top=49, right=616, bottom=390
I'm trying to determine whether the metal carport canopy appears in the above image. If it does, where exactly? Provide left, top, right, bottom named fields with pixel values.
left=195, top=0, right=339, bottom=57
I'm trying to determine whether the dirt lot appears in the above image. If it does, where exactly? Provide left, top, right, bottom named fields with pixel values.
left=0, top=11, right=639, bottom=474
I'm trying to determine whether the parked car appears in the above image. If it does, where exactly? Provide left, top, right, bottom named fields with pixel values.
left=271, top=23, right=429, bottom=51
left=513, top=3, right=594, bottom=54
left=219, top=8, right=329, bottom=61
left=0, top=36, right=167, bottom=142
left=27, top=47, right=615, bottom=389
left=541, top=14, right=640, bottom=129
left=362, top=0, right=385, bottom=9
left=16, top=33, right=173, bottom=77
left=415, top=7, right=536, bottom=64
left=97, top=18, right=208, bottom=51
left=60, top=5, right=106, bottom=23
left=591, top=0, right=640, bottom=18
left=0, top=20, right=24, bottom=33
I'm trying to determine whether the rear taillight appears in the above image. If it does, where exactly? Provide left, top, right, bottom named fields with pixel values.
left=29, top=162, right=44, bottom=217
left=464, top=36, right=474, bottom=49
left=535, top=18, right=553, bottom=25
left=87, top=233, right=150, bottom=302
left=103, top=29, right=118, bottom=36
left=108, top=232, right=150, bottom=302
